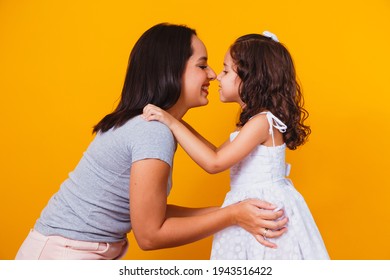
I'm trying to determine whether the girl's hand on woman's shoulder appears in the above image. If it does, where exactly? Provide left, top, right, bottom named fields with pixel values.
left=142, top=104, right=176, bottom=128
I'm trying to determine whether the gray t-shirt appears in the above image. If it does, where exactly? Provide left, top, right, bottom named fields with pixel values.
left=34, top=116, right=176, bottom=242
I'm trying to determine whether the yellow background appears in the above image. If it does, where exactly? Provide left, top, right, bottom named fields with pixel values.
left=1, top=0, right=389, bottom=260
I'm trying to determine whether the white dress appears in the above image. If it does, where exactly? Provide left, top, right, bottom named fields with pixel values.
left=210, top=112, right=329, bottom=260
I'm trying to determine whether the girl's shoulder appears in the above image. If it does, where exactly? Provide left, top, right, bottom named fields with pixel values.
left=232, top=112, right=271, bottom=134
left=249, top=111, right=270, bottom=120
left=232, top=112, right=271, bottom=141
left=248, top=111, right=287, bottom=134
left=245, top=111, right=271, bottom=130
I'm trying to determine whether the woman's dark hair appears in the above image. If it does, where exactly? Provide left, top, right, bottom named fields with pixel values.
left=93, top=23, right=196, bottom=133
left=230, top=34, right=311, bottom=150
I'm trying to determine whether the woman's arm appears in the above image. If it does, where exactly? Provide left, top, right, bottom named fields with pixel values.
left=166, top=205, right=219, bottom=218
left=130, top=159, right=287, bottom=250
left=143, top=104, right=270, bottom=173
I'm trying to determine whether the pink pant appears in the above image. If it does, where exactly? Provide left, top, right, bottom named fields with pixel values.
left=15, top=229, right=128, bottom=260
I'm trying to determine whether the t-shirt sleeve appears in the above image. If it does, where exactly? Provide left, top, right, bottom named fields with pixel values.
left=130, top=120, right=176, bottom=167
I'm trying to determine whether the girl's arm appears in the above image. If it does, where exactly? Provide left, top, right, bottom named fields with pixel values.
left=130, top=159, right=288, bottom=250
left=180, top=120, right=231, bottom=153
left=143, top=104, right=270, bottom=174
left=180, top=120, right=217, bottom=151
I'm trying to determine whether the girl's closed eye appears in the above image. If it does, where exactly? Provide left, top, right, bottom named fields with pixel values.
left=220, top=69, right=228, bottom=75
left=198, top=65, right=208, bottom=69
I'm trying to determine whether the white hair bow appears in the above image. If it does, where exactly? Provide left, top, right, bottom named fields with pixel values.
left=262, top=31, right=279, bottom=42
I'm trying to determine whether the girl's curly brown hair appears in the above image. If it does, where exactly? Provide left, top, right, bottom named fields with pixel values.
left=230, top=34, right=311, bottom=150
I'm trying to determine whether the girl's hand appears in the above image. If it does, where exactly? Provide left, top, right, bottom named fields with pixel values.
left=143, top=104, right=176, bottom=128
left=230, top=199, right=288, bottom=248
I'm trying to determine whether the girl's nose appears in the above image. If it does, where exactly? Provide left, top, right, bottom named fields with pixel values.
left=216, top=72, right=223, bottom=81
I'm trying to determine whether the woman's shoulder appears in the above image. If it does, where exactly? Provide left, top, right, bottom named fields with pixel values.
left=125, top=116, right=174, bottom=141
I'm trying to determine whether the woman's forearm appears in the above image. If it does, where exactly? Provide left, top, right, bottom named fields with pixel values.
left=140, top=204, right=236, bottom=250
left=130, top=159, right=286, bottom=251
left=166, top=204, right=219, bottom=218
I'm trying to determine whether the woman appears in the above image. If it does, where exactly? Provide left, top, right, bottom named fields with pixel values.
left=15, top=23, right=288, bottom=260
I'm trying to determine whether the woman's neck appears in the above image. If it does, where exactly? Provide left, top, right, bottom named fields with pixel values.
left=167, top=102, right=189, bottom=120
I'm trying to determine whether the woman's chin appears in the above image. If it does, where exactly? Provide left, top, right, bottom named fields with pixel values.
left=193, top=98, right=209, bottom=108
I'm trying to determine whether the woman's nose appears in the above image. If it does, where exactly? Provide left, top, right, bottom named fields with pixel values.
left=207, top=67, right=217, bottom=81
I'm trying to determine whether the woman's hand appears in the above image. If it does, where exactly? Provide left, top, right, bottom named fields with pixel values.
left=229, top=199, right=288, bottom=248
left=143, top=104, right=177, bottom=128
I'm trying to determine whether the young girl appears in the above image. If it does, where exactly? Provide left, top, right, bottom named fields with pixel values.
left=143, top=31, right=329, bottom=259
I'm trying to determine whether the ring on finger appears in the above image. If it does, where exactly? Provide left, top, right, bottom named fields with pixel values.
left=263, top=228, right=269, bottom=238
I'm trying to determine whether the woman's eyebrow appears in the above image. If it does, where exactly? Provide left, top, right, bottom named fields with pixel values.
left=197, top=56, right=208, bottom=62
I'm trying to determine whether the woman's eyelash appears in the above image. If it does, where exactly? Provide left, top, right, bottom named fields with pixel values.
left=199, top=65, right=208, bottom=69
